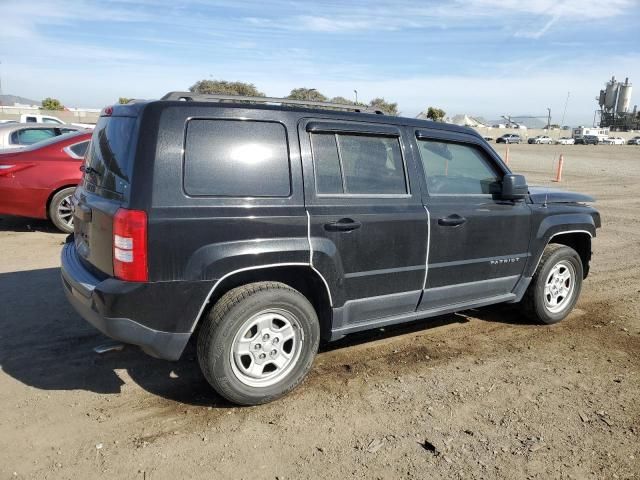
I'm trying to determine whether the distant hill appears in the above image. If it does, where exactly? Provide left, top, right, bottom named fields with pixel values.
left=0, top=94, right=40, bottom=106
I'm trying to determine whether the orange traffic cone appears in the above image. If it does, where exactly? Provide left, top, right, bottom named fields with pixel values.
left=553, top=154, right=564, bottom=182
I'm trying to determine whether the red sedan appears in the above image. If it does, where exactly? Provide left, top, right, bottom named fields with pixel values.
left=0, top=131, right=92, bottom=232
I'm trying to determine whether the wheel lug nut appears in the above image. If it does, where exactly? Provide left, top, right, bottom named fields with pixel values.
left=273, top=337, right=279, bottom=344
left=259, top=353, right=266, bottom=360
left=262, top=333, right=270, bottom=341
left=270, top=349, right=277, bottom=356
left=254, top=344, right=261, bottom=350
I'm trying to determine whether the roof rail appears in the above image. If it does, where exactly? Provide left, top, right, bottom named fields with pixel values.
left=160, top=91, right=386, bottom=114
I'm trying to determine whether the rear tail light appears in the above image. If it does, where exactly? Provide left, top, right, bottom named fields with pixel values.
left=113, top=208, right=148, bottom=282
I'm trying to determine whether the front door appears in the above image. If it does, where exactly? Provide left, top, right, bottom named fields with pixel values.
left=299, top=119, right=428, bottom=328
left=412, top=129, right=531, bottom=310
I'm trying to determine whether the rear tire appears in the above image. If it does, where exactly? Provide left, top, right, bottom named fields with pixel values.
left=49, top=187, right=76, bottom=233
left=197, top=282, right=320, bottom=405
left=521, top=244, right=583, bottom=324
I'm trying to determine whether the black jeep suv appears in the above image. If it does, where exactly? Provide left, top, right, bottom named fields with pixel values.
left=61, top=92, right=600, bottom=405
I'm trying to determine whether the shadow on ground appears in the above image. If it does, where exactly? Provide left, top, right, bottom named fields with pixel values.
left=0, top=215, right=61, bottom=233
left=0, top=266, right=535, bottom=408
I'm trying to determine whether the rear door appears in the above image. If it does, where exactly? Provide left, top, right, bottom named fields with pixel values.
left=413, top=129, right=531, bottom=310
left=73, top=113, right=138, bottom=276
left=300, top=119, right=428, bottom=327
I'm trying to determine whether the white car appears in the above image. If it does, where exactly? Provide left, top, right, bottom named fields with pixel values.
left=556, top=137, right=575, bottom=145
left=0, top=123, right=85, bottom=150
left=601, top=137, right=626, bottom=145
left=20, top=113, right=94, bottom=129
left=528, top=135, right=553, bottom=144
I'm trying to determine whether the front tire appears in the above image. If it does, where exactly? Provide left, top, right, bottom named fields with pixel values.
left=197, top=282, right=320, bottom=405
left=49, top=187, right=76, bottom=233
left=521, top=244, right=583, bottom=324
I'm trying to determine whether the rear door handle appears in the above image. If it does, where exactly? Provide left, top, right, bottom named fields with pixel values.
left=437, top=214, right=466, bottom=227
left=324, top=218, right=362, bottom=232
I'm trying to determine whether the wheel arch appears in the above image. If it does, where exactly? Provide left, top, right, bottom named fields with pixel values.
left=548, top=232, right=592, bottom=278
left=192, top=265, right=333, bottom=341
left=45, top=184, right=77, bottom=219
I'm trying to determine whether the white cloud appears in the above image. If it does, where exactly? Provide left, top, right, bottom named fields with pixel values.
left=0, top=0, right=637, bottom=125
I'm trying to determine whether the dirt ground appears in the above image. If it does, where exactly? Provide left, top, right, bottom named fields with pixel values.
left=1, top=144, right=638, bottom=479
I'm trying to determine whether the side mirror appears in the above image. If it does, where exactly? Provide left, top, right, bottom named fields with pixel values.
left=501, top=174, right=528, bottom=200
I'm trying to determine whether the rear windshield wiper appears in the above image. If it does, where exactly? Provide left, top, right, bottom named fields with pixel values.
left=80, top=165, right=102, bottom=177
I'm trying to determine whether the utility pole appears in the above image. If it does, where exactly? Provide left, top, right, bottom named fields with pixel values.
left=561, top=91, right=570, bottom=127
left=0, top=60, right=3, bottom=97
left=354, top=89, right=358, bottom=104
left=546, top=107, right=551, bottom=129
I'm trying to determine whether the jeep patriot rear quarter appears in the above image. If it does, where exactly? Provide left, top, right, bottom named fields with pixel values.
left=61, top=93, right=601, bottom=405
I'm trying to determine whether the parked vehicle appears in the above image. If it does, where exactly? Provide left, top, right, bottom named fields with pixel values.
left=556, top=137, right=575, bottom=145
left=627, top=136, right=640, bottom=145
left=21, top=113, right=66, bottom=125
left=20, top=113, right=95, bottom=129
left=496, top=134, right=521, bottom=144
left=572, top=127, right=609, bottom=141
left=0, top=131, right=91, bottom=232
left=61, top=93, right=600, bottom=405
left=601, top=137, right=626, bottom=145
left=0, top=123, right=84, bottom=150
left=528, top=135, right=552, bottom=144
left=575, top=135, right=599, bottom=145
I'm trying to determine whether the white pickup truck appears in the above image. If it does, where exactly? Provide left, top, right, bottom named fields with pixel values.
left=20, top=114, right=94, bottom=129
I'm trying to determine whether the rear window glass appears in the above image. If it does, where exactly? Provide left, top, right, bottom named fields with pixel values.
left=184, top=119, right=290, bottom=197
left=84, top=116, right=136, bottom=194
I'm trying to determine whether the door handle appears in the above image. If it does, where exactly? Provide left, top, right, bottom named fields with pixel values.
left=437, top=214, right=466, bottom=227
left=324, top=218, right=362, bottom=232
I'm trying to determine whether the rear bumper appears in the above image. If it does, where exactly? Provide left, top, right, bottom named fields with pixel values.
left=60, top=241, right=190, bottom=360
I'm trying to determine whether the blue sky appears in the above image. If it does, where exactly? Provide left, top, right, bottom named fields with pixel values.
left=1, top=0, right=639, bottom=124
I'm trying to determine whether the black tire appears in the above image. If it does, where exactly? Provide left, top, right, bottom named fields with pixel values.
left=48, top=187, right=76, bottom=233
left=197, top=281, right=320, bottom=405
left=521, top=244, right=583, bottom=324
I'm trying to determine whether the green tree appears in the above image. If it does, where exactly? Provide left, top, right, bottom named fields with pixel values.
left=118, top=97, right=132, bottom=104
left=426, top=106, right=446, bottom=122
left=41, top=97, right=64, bottom=111
left=369, top=97, right=399, bottom=116
left=189, top=80, right=265, bottom=97
left=287, top=88, right=328, bottom=102
left=329, top=96, right=356, bottom=105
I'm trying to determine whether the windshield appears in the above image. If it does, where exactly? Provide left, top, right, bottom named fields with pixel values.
left=84, top=116, right=137, bottom=194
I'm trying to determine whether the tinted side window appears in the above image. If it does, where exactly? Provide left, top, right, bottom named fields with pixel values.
left=184, top=119, right=290, bottom=197
left=70, top=141, right=89, bottom=157
left=417, top=140, right=500, bottom=195
left=11, top=128, right=56, bottom=145
left=310, top=133, right=342, bottom=194
left=310, top=133, right=407, bottom=195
